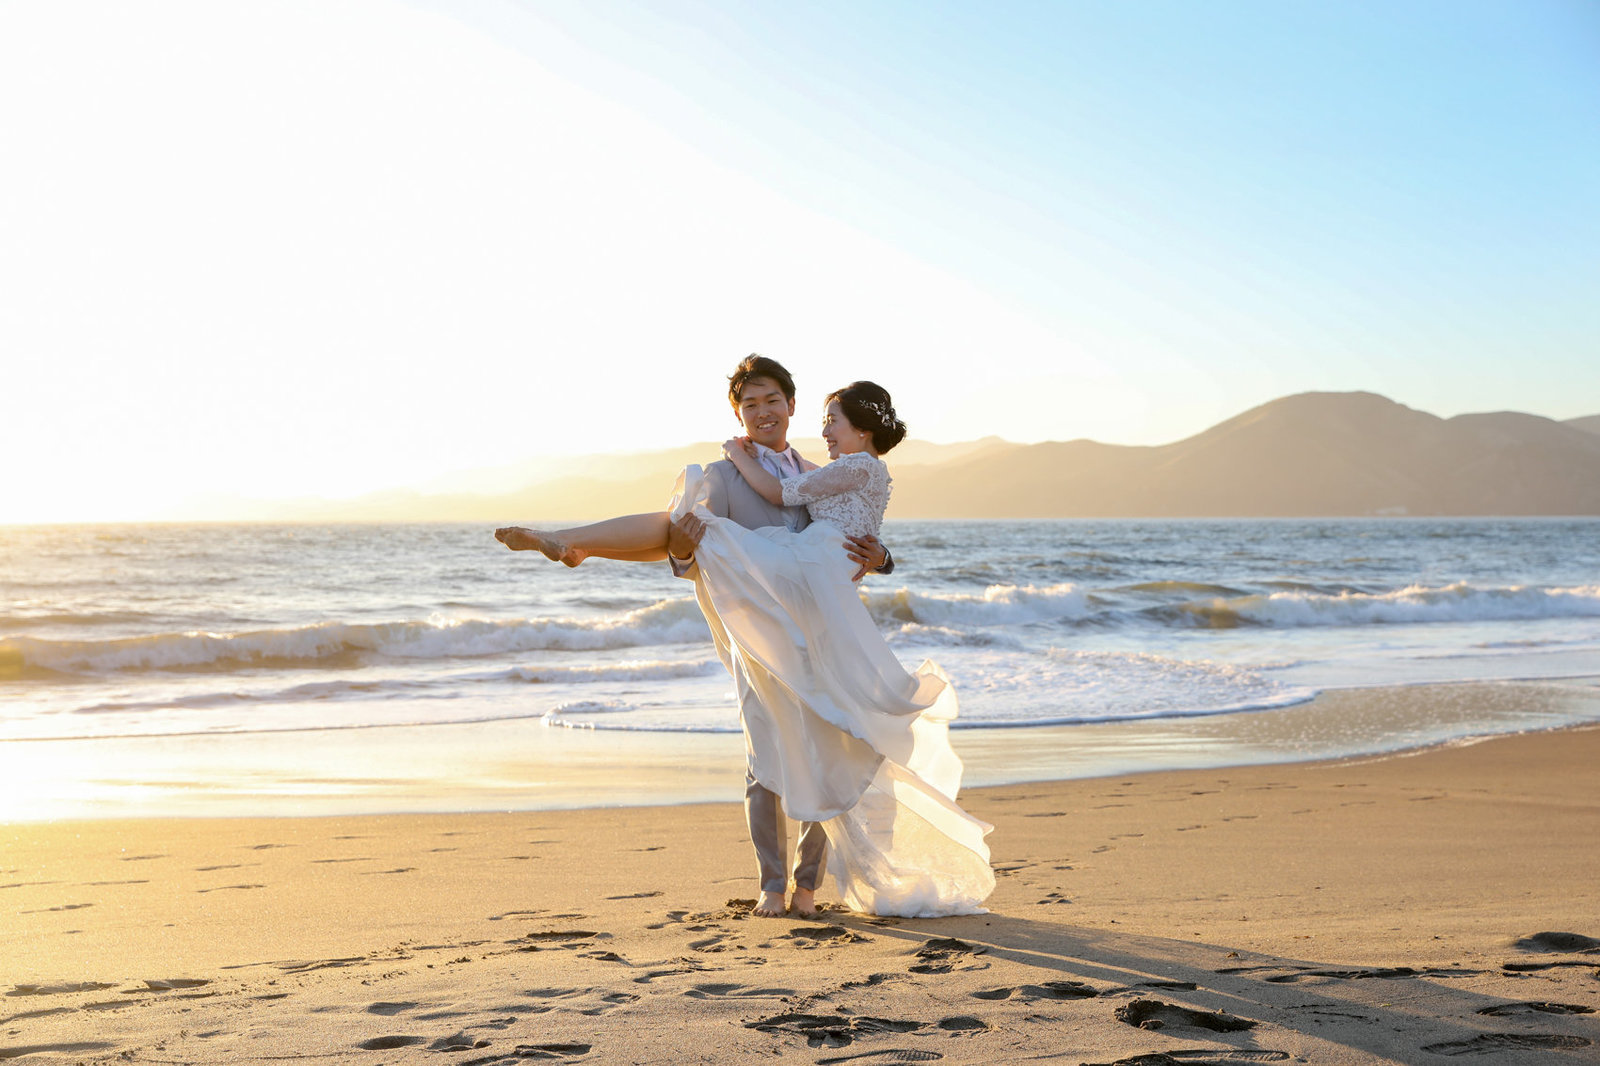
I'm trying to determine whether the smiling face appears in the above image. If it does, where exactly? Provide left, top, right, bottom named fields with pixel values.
left=734, top=376, right=796, bottom=451
left=821, top=399, right=874, bottom=460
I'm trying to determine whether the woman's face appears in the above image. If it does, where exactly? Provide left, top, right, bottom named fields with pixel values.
left=822, top=400, right=873, bottom=459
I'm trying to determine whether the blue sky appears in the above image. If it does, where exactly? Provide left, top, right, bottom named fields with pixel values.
left=2, top=0, right=1596, bottom=520
left=506, top=0, right=1598, bottom=406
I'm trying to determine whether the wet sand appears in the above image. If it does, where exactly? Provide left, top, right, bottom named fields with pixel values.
left=5, top=723, right=1598, bottom=1064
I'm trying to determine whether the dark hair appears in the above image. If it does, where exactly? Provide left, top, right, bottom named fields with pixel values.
left=826, top=380, right=907, bottom=454
left=727, top=354, right=796, bottom=407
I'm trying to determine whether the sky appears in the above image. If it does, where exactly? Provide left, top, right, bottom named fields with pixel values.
left=2, top=0, right=1596, bottom=522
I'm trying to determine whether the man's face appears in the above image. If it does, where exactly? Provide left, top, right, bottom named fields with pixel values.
left=735, top=376, right=795, bottom=450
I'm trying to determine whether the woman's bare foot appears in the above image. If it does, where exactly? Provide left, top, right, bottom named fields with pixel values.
left=753, top=890, right=787, bottom=917
left=789, top=887, right=818, bottom=919
left=495, top=527, right=586, bottom=566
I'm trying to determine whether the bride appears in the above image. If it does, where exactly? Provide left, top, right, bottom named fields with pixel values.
left=497, top=381, right=994, bottom=917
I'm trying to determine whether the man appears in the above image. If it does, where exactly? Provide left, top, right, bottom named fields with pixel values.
left=667, top=354, right=892, bottom=918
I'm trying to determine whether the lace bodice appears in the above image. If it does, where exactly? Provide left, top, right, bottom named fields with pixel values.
left=780, top=452, right=891, bottom=539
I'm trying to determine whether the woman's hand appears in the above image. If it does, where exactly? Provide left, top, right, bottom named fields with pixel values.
left=723, top=436, right=758, bottom=462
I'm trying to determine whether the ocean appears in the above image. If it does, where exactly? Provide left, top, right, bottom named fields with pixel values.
left=4, top=518, right=1599, bottom=818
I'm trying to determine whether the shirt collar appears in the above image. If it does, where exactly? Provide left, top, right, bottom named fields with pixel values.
left=752, top=441, right=788, bottom=459
left=752, top=441, right=798, bottom=469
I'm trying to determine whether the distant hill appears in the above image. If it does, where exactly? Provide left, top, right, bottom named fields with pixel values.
left=1565, top=414, right=1600, bottom=436
left=889, top=392, right=1600, bottom=517
left=220, top=393, right=1600, bottom=521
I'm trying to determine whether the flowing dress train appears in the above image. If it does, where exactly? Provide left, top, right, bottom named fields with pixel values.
left=670, top=463, right=994, bottom=917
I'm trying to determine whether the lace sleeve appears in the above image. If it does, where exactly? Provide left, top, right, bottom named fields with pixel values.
left=780, top=454, right=872, bottom=506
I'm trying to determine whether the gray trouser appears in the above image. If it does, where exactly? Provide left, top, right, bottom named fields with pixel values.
left=746, top=772, right=827, bottom=894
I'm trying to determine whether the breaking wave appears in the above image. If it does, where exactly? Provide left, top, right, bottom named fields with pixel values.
left=860, top=582, right=1091, bottom=627
left=1, top=599, right=711, bottom=676
left=1165, top=583, right=1600, bottom=629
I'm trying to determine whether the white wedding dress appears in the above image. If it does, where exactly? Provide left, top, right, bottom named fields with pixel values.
left=670, top=453, right=994, bottom=918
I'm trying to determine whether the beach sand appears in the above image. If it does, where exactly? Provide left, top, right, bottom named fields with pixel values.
left=5, top=726, right=1598, bottom=1064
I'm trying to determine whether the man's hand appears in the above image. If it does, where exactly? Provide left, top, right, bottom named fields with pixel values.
left=668, top=513, right=708, bottom=559
left=844, top=533, right=888, bottom=582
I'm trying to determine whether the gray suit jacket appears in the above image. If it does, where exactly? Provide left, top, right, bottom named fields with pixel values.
left=703, top=458, right=811, bottom=533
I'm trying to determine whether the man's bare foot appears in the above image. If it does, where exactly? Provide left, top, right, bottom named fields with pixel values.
left=495, top=527, right=585, bottom=566
left=790, top=887, right=817, bottom=918
left=752, top=890, right=786, bottom=917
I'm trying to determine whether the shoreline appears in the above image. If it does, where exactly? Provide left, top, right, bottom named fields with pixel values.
left=7, top=721, right=1598, bottom=1064
left=5, top=676, right=1599, bottom=823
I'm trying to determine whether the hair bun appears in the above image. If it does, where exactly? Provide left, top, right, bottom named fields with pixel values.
left=827, top=380, right=907, bottom=453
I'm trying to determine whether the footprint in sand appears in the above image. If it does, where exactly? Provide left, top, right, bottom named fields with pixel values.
left=463, top=1044, right=591, bottom=1063
left=516, top=930, right=601, bottom=952
left=689, top=933, right=736, bottom=953
left=839, top=973, right=904, bottom=992
left=745, top=1011, right=926, bottom=1049
left=276, top=957, right=366, bottom=974
left=972, top=981, right=1098, bottom=1002
left=1513, top=931, right=1600, bottom=953
left=518, top=987, right=638, bottom=1015
left=682, top=982, right=795, bottom=1000
left=633, top=966, right=711, bottom=984
left=1477, top=1001, right=1595, bottom=1016
left=936, top=1016, right=989, bottom=1031
left=783, top=925, right=870, bottom=949
left=1264, top=965, right=1483, bottom=982
left=1113, top=998, right=1257, bottom=1033
left=1422, top=1033, right=1592, bottom=1056
left=908, top=937, right=987, bottom=975
left=1083, top=1053, right=1288, bottom=1065
left=1117, top=980, right=1199, bottom=993
left=6, top=983, right=118, bottom=997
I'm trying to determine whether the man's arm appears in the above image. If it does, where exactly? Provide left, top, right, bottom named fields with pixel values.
left=845, top=534, right=892, bottom=581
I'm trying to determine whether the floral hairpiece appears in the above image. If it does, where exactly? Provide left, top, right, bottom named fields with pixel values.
left=855, top=399, right=896, bottom=427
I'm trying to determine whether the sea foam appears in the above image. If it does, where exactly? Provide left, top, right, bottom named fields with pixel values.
left=1, top=598, right=711, bottom=675
left=1179, top=583, right=1600, bottom=629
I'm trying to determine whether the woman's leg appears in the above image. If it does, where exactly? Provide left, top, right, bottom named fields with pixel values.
left=495, top=512, right=670, bottom=566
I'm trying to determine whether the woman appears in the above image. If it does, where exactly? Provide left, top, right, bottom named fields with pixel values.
left=498, top=382, right=993, bottom=917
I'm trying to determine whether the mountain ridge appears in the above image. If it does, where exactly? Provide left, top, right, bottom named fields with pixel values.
left=189, top=393, right=1600, bottom=520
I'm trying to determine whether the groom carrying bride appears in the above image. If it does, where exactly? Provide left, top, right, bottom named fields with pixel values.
left=500, top=353, right=992, bottom=918
left=664, top=355, right=893, bottom=918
